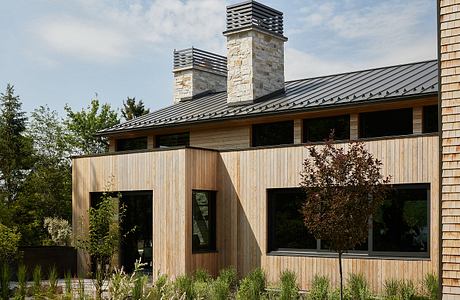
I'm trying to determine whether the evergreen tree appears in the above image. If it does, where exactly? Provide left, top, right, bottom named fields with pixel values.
left=0, top=84, right=33, bottom=204
left=121, top=97, right=150, bottom=121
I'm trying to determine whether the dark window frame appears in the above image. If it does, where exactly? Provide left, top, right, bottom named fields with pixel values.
left=251, top=120, right=294, bottom=147
left=422, top=105, right=439, bottom=133
left=115, top=136, right=148, bottom=152
left=192, top=190, right=217, bottom=253
left=266, top=184, right=430, bottom=259
left=155, top=132, right=190, bottom=148
left=359, top=108, right=413, bottom=139
left=303, top=114, right=350, bottom=143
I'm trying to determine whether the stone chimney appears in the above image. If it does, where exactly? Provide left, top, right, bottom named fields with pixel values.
left=224, top=0, right=287, bottom=105
left=173, top=47, right=227, bottom=104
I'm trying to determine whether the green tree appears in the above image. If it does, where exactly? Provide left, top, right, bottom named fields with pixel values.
left=121, top=97, right=149, bottom=121
left=0, top=223, right=20, bottom=265
left=0, top=84, right=33, bottom=205
left=64, top=98, right=119, bottom=155
left=299, top=140, right=390, bottom=300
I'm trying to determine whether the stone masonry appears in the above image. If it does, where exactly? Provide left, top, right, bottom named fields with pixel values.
left=225, top=28, right=287, bottom=105
left=173, top=67, right=227, bottom=104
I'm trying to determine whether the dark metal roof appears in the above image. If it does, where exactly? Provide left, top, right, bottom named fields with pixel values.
left=100, top=60, right=438, bottom=135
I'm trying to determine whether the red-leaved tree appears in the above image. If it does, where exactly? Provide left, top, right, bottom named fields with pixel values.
left=300, top=140, right=390, bottom=300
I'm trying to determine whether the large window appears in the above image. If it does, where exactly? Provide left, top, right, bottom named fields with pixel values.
left=267, top=184, right=429, bottom=257
left=252, top=121, right=294, bottom=147
left=116, top=137, right=148, bottom=151
left=423, top=105, right=438, bottom=133
left=192, top=190, right=216, bottom=253
left=303, top=115, right=350, bottom=142
left=155, top=132, right=189, bottom=148
left=359, top=108, right=413, bottom=138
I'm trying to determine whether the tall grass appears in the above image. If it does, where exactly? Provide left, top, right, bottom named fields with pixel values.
left=47, top=266, right=58, bottom=295
left=308, top=275, right=330, bottom=300
left=422, top=273, right=438, bottom=300
left=16, top=265, right=27, bottom=300
left=279, top=270, right=299, bottom=300
left=346, top=273, right=371, bottom=300
left=236, top=267, right=266, bottom=300
left=0, top=264, right=11, bottom=300
left=32, top=265, right=42, bottom=298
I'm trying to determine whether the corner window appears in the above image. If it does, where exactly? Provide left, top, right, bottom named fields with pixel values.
left=359, top=108, right=413, bottom=138
left=303, top=115, right=350, bottom=142
left=156, top=132, right=189, bottom=148
left=252, top=121, right=294, bottom=147
left=116, top=137, right=148, bottom=151
left=267, top=184, right=429, bottom=257
left=422, top=105, right=438, bottom=133
left=192, top=190, right=216, bottom=253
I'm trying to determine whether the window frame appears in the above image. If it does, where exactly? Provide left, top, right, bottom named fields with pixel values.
left=115, top=136, right=148, bottom=152
left=251, top=120, right=294, bottom=147
left=359, top=108, right=413, bottom=139
left=192, top=190, right=217, bottom=254
left=303, top=114, right=350, bottom=143
left=422, top=105, right=439, bottom=133
left=155, top=132, right=190, bottom=148
left=266, top=184, right=430, bottom=259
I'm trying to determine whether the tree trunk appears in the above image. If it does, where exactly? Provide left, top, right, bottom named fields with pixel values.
left=339, top=251, right=343, bottom=300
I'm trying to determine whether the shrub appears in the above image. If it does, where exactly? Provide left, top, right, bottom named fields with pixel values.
left=194, top=268, right=211, bottom=283
left=32, top=266, right=42, bottom=297
left=383, top=279, right=399, bottom=300
left=77, top=276, right=85, bottom=300
left=44, top=217, right=72, bottom=246
left=48, top=266, right=58, bottom=295
left=237, top=268, right=266, bottom=300
left=308, top=275, right=330, bottom=300
left=399, top=280, right=416, bottom=300
left=209, top=278, right=231, bottom=300
left=0, top=224, right=20, bottom=265
left=64, top=271, right=72, bottom=296
left=279, top=270, right=299, bottom=300
left=193, top=280, right=209, bottom=299
left=219, top=266, right=238, bottom=289
left=175, top=274, right=194, bottom=299
left=16, top=265, right=27, bottom=300
left=422, top=273, right=438, bottom=300
left=346, top=273, right=372, bottom=300
left=0, top=264, right=11, bottom=300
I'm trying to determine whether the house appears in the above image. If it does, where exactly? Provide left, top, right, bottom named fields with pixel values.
left=72, top=0, right=460, bottom=297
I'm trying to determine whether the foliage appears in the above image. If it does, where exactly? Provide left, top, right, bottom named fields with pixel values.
left=48, top=266, right=58, bottom=295
left=32, top=265, right=42, bottom=297
left=308, top=275, right=330, bottom=300
left=64, top=271, right=72, bottom=297
left=218, top=266, right=238, bottom=290
left=0, top=84, right=34, bottom=205
left=16, top=265, right=27, bottom=300
left=300, top=140, right=390, bottom=299
left=279, top=270, right=299, bottom=300
left=64, top=98, right=119, bottom=155
left=422, top=273, right=438, bottom=300
left=398, top=280, right=416, bottom=300
left=121, top=97, right=150, bottom=121
left=345, top=273, right=371, bottom=300
left=76, top=190, right=124, bottom=299
left=237, top=267, right=266, bottom=300
left=209, top=277, right=232, bottom=300
left=383, top=279, right=400, bottom=300
left=0, top=264, right=10, bottom=300
left=175, top=274, right=194, bottom=299
left=194, top=268, right=212, bottom=283
left=109, top=260, right=150, bottom=300
left=0, top=224, right=20, bottom=264
left=44, top=217, right=72, bottom=246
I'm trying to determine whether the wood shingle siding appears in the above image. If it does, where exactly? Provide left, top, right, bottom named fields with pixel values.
left=440, top=0, right=460, bottom=298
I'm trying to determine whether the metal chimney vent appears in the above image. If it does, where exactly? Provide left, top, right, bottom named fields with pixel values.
left=173, top=47, right=227, bottom=76
left=225, top=0, right=284, bottom=36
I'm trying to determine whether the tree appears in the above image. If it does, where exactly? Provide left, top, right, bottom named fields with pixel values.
left=299, top=140, right=390, bottom=300
left=0, top=223, right=20, bottom=265
left=121, top=97, right=149, bottom=121
left=0, top=84, right=33, bottom=204
left=64, top=98, right=119, bottom=155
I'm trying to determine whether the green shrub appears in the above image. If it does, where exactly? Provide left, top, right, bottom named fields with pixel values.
left=346, top=273, right=372, bottom=300
left=399, top=280, right=416, bottom=300
left=422, top=274, right=438, bottom=300
left=132, top=274, right=148, bottom=300
left=175, top=274, right=194, bottom=299
left=307, top=275, right=330, bottom=300
left=16, top=265, right=27, bottom=300
left=383, top=279, right=399, bottom=300
left=64, top=271, right=72, bottom=296
left=219, top=266, right=238, bottom=289
left=193, top=280, right=209, bottom=299
left=77, top=276, right=85, bottom=300
left=237, top=268, right=266, bottom=300
left=48, top=266, right=58, bottom=295
left=194, top=268, right=211, bottom=283
left=279, top=270, right=299, bottom=300
left=209, top=278, right=231, bottom=300
left=32, top=265, right=42, bottom=297
left=0, top=264, right=11, bottom=300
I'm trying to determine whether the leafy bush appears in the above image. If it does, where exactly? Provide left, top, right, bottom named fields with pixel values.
left=422, top=273, right=438, bottom=300
left=32, top=266, right=42, bottom=297
left=219, top=266, right=238, bottom=289
left=0, top=264, right=11, bottom=300
left=0, top=224, right=20, bottom=265
left=194, top=268, right=211, bottom=283
left=16, top=265, right=27, bottom=300
left=346, top=273, right=372, bottom=300
left=383, top=279, right=399, bottom=300
left=193, top=280, right=209, bottom=299
left=175, top=274, right=194, bottom=299
left=308, top=275, right=330, bottom=300
left=48, top=266, right=58, bottom=295
left=209, top=278, right=231, bottom=300
left=64, top=271, right=72, bottom=298
left=399, top=280, right=416, bottom=300
left=237, top=268, right=266, bottom=300
left=44, top=217, right=72, bottom=246
left=279, top=270, right=299, bottom=300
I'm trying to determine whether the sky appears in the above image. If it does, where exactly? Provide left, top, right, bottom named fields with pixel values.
left=0, top=0, right=437, bottom=117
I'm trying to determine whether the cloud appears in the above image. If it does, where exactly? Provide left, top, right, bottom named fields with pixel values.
left=33, top=0, right=227, bottom=63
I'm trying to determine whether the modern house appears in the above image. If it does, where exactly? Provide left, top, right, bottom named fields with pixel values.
left=72, top=0, right=460, bottom=297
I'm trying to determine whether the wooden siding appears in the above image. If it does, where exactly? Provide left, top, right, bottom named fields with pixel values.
left=217, top=135, right=439, bottom=293
left=190, top=126, right=250, bottom=149
left=440, top=0, right=460, bottom=298
left=413, top=106, right=423, bottom=134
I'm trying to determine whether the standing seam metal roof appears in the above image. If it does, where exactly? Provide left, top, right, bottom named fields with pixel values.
left=99, top=60, right=438, bottom=135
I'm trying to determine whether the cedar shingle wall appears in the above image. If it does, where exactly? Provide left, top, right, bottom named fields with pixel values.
left=440, top=0, right=460, bottom=298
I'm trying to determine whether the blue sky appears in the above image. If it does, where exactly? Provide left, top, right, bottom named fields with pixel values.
left=0, top=0, right=437, bottom=116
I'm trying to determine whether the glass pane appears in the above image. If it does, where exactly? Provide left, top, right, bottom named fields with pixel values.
left=192, top=191, right=215, bottom=252
left=303, top=115, right=350, bottom=142
left=268, top=189, right=317, bottom=251
left=423, top=105, right=438, bottom=133
left=359, top=108, right=413, bottom=138
left=156, top=132, right=190, bottom=148
left=116, top=137, right=148, bottom=151
left=373, top=186, right=429, bottom=253
left=252, top=121, right=294, bottom=147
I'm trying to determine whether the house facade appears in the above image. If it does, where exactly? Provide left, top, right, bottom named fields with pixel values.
left=72, top=0, right=460, bottom=297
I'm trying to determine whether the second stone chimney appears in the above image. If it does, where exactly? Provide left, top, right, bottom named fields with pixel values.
left=173, top=47, right=227, bottom=104
left=224, top=1, right=287, bottom=105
